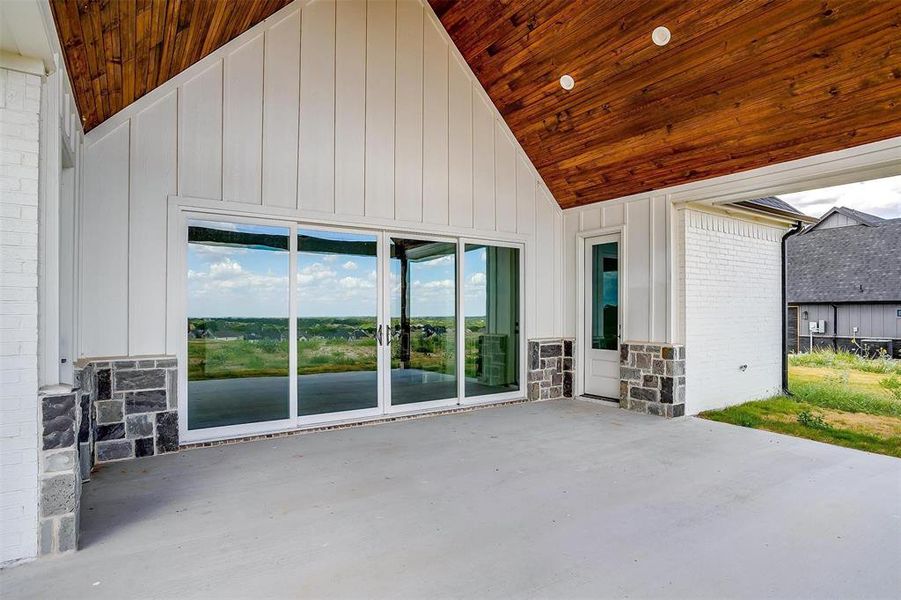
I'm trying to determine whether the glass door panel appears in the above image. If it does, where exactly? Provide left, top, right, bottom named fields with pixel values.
left=187, top=220, right=290, bottom=430
left=591, top=242, right=619, bottom=350
left=389, top=237, right=457, bottom=405
left=464, top=244, right=520, bottom=398
left=296, top=229, right=380, bottom=416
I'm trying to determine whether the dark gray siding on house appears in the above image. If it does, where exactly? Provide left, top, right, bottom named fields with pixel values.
left=792, top=302, right=901, bottom=357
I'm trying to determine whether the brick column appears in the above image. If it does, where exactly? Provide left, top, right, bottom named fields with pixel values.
left=0, top=67, right=42, bottom=563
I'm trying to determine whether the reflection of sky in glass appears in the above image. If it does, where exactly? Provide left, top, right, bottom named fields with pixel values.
left=297, top=229, right=378, bottom=317
left=390, top=242, right=459, bottom=318
left=187, top=221, right=289, bottom=318
left=188, top=223, right=492, bottom=318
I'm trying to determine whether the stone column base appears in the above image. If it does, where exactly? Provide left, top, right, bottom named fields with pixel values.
left=620, top=342, right=685, bottom=417
left=527, top=339, right=574, bottom=400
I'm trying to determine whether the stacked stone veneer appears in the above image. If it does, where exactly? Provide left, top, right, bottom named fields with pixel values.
left=76, top=357, right=179, bottom=463
left=39, top=392, right=83, bottom=555
left=620, top=342, right=686, bottom=418
left=527, top=339, right=574, bottom=400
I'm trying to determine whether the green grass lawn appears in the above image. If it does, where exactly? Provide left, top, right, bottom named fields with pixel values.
left=700, top=350, right=901, bottom=458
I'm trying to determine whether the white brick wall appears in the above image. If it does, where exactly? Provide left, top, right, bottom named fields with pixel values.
left=682, top=210, right=785, bottom=415
left=0, top=67, right=42, bottom=564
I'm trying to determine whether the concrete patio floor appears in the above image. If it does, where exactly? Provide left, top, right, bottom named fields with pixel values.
left=3, top=399, right=900, bottom=599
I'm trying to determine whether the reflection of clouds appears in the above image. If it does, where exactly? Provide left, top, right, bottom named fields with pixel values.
left=298, top=262, right=336, bottom=284
left=191, top=244, right=249, bottom=262
left=187, top=254, right=289, bottom=317
left=418, top=254, right=454, bottom=268
left=296, top=253, right=378, bottom=316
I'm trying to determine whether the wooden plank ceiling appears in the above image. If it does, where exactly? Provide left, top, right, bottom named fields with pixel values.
left=52, top=1, right=899, bottom=207
left=431, top=0, right=901, bottom=207
left=50, top=0, right=292, bottom=132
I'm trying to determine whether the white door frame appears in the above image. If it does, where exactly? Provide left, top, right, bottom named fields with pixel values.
left=574, top=226, right=627, bottom=399
left=177, top=212, right=298, bottom=444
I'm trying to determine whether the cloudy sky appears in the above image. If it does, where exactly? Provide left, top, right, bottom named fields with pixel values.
left=188, top=224, right=489, bottom=318
left=778, top=174, right=901, bottom=219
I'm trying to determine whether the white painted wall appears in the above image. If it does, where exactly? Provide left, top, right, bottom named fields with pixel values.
left=0, top=65, right=41, bottom=565
left=78, top=0, right=563, bottom=360
left=682, top=209, right=784, bottom=415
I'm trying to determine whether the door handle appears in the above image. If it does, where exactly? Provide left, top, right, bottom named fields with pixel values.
left=386, top=325, right=393, bottom=346
left=377, top=324, right=383, bottom=346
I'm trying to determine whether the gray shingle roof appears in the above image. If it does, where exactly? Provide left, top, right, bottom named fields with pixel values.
left=787, top=217, right=901, bottom=303
left=802, top=206, right=888, bottom=232
left=743, top=196, right=806, bottom=215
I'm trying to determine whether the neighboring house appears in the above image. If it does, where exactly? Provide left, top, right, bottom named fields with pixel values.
left=2, top=0, right=900, bottom=565
left=786, top=207, right=901, bottom=358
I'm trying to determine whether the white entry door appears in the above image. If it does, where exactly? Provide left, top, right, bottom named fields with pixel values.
left=583, top=234, right=621, bottom=399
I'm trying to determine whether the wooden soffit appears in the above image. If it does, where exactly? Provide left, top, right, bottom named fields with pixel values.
left=50, top=0, right=293, bottom=132
left=430, top=0, right=901, bottom=207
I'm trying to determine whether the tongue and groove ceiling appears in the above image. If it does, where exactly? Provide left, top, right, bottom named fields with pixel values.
left=53, top=0, right=900, bottom=208
left=49, top=0, right=292, bottom=132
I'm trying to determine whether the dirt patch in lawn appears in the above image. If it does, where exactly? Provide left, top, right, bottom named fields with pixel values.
left=770, top=408, right=901, bottom=438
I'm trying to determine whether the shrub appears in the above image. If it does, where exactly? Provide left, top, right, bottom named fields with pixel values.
left=797, top=410, right=829, bottom=429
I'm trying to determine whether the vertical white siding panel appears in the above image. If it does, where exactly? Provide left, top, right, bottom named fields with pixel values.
left=299, top=0, right=336, bottom=212
left=603, top=202, right=625, bottom=227
left=223, top=35, right=264, bottom=204
left=262, top=10, right=301, bottom=208
left=422, top=15, right=448, bottom=226
left=625, top=198, right=651, bottom=341
left=178, top=61, right=223, bottom=200
left=447, top=54, right=471, bottom=228
left=82, top=123, right=130, bottom=357
left=494, top=123, right=516, bottom=233
left=554, top=204, right=564, bottom=336
left=335, top=0, right=366, bottom=216
left=651, top=196, right=668, bottom=341
left=515, top=155, right=534, bottom=236
left=535, top=190, right=557, bottom=338
left=581, top=206, right=601, bottom=231
left=394, top=0, right=423, bottom=222
left=562, top=211, right=579, bottom=338
left=129, top=93, right=176, bottom=355
left=365, top=0, right=396, bottom=219
left=472, top=92, right=495, bottom=231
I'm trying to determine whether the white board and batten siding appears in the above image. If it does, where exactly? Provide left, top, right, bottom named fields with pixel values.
left=78, top=0, right=564, bottom=360
left=561, top=196, right=672, bottom=345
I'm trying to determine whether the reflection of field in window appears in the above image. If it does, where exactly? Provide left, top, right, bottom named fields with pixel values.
left=187, top=222, right=290, bottom=382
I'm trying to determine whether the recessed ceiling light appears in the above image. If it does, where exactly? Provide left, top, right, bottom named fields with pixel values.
left=560, top=74, right=575, bottom=90
left=652, top=26, right=671, bottom=46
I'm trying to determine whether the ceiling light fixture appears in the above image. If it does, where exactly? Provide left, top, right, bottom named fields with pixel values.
left=652, top=26, right=671, bottom=46
left=559, top=74, right=575, bottom=90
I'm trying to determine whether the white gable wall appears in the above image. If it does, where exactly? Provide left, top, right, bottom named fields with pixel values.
left=78, top=0, right=563, bottom=360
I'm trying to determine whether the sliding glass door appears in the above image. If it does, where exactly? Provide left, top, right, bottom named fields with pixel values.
left=186, top=220, right=291, bottom=431
left=297, top=229, right=380, bottom=417
left=185, top=218, right=523, bottom=440
left=463, top=244, right=520, bottom=398
left=387, top=236, right=458, bottom=407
